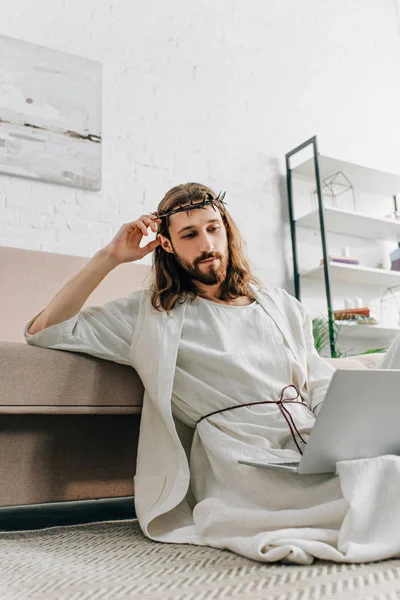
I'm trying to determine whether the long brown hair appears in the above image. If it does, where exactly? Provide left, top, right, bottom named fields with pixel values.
left=150, top=182, right=263, bottom=313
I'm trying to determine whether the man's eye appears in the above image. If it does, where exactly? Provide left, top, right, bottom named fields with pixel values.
left=183, top=227, right=219, bottom=239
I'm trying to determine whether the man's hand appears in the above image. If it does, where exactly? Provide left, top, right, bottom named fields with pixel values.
left=104, top=212, right=162, bottom=264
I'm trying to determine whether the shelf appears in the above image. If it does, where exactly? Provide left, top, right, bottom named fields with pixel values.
left=296, top=207, right=400, bottom=241
left=337, top=322, right=400, bottom=343
left=287, top=140, right=400, bottom=356
left=302, top=262, right=400, bottom=287
left=291, top=154, right=400, bottom=196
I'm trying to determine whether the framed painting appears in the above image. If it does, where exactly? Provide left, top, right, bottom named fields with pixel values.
left=0, top=35, right=102, bottom=190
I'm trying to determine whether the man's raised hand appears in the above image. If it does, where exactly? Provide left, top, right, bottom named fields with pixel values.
left=104, top=212, right=162, bottom=264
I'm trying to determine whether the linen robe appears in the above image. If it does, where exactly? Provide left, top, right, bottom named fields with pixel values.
left=26, top=283, right=400, bottom=564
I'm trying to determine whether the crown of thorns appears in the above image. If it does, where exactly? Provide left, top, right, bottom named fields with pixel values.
left=154, top=190, right=227, bottom=220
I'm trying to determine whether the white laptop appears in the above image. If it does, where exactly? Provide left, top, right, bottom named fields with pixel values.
left=238, top=369, right=400, bottom=475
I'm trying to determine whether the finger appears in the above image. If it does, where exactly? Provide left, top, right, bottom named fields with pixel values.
left=145, top=217, right=162, bottom=233
left=142, top=239, right=160, bottom=255
left=141, top=216, right=159, bottom=232
left=127, top=215, right=160, bottom=231
left=151, top=211, right=162, bottom=221
left=147, top=213, right=162, bottom=223
left=136, top=220, right=148, bottom=236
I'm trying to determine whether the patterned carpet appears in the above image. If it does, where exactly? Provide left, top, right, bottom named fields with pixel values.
left=2, top=519, right=400, bottom=599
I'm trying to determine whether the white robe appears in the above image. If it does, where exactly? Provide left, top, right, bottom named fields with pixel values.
left=23, top=283, right=400, bottom=564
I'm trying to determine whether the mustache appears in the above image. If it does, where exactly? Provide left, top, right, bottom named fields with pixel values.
left=196, top=253, right=222, bottom=265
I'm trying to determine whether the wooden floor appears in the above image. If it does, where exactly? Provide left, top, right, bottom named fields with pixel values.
left=0, top=497, right=136, bottom=530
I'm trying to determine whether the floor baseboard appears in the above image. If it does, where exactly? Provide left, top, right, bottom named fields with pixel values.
left=0, top=496, right=136, bottom=530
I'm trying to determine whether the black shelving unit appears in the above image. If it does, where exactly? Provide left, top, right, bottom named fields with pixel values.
left=285, top=135, right=336, bottom=357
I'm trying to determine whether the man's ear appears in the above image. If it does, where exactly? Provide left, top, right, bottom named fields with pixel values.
left=157, top=233, right=174, bottom=254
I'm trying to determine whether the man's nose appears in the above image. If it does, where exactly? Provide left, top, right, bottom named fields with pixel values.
left=199, top=232, right=215, bottom=253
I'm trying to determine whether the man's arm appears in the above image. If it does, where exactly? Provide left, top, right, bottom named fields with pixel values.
left=28, top=212, right=161, bottom=335
left=27, top=248, right=120, bottom=335
left=24, top=214, right=161, bottom=365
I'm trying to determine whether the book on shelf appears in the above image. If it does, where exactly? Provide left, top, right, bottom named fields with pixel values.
left=320, top=256, right=359, bottom=266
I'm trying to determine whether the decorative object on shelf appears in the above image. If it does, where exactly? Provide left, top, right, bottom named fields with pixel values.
left=390, top=244, right=400, bottom=271
left=334, top=298, right=377, bottom=325
left=356, top=317, right=378, bottom=325
left=337, top=315, right=378, bottom=326
left=312, top=171, right=356, bottom=211
left=379, top=284, right=400, bottom=327
left=343, top=297, right=365, bottom=309
left=343, top=297, right=353, bottom=309
left=384, top=195, right=400, bottom=221
left=320, top=255, right=359, bottom=266
left=320, top=245, right=359, bottom=266
left=384, top=212, right=400, bottom=221
left=348, top=316, right=378, bottom=325
left=334, top=307, right=370, bottom=320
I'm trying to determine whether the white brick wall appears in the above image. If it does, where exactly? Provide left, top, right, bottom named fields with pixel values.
left=0, top=0, right=400, bottom=287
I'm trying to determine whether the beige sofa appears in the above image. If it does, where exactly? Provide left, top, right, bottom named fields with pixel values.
left=1, top=245, right=151, bottom=507
left=0, top=245, right=385, bottom=508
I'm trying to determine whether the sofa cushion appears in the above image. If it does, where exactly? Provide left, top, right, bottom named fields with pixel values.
left=353, top=352, right=386, bottom=369
left=325, top=356, right=368, bottom=370
left=325, top=352, right=385, bottom=370
left=1, top=342, right=144, bottom=414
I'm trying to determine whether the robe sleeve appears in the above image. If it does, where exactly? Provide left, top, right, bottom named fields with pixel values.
left=277, top=288, right=335, bottom=416
left=23, top=290, right=142, bottom=366
left=299, top=303, right=336, bottom=415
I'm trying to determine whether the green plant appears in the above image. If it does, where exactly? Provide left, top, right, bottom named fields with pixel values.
left=312, top=315, right=344, bottom=357
left=312, top=311, right=387, bottom=358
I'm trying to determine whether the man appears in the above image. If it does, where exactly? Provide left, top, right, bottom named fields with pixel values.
left=24, top=182, right=399, bottom=564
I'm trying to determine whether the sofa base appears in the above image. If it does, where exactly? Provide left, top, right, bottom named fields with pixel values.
left=0, top=414, right=140, bottom=506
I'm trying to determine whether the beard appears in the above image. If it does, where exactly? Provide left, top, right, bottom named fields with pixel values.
left=172, top=246, right=228, bottom=286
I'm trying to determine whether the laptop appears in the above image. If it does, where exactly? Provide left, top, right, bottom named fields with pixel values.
left=238, top=369, right=400, bottom=475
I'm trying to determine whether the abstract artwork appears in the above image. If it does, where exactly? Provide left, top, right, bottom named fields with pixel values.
left=0, top=35, right=102, bottom=190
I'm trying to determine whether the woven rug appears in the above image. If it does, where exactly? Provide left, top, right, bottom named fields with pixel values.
left=2, top=519, right=400, bottom=600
